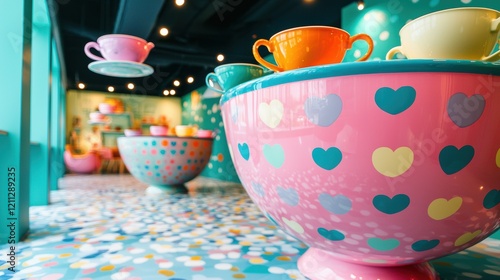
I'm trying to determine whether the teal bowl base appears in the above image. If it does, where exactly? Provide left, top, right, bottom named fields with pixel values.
left=297, top=248, right=438, bottom=280
left=145, top=184, right=188, bottom=195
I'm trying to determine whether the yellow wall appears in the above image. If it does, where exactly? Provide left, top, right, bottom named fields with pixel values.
left=66, top=90, right=182, bottom=152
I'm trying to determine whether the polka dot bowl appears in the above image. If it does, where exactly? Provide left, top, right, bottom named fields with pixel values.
left=220, top=60, right=500, bottom=280
left=117, top=136, right=213, bottom=194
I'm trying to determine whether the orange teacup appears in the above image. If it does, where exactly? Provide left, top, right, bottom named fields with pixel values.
left=253, top=26, right=374, bottom=72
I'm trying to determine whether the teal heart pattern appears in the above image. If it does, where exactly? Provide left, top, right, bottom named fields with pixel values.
left=483, top=189, right=500, bottom=209
left=318, top=228, right=345, bottom=241
left=412, top=239, right=440, bottom=252
left=439, top=145, right=474, bottom=175
left=375, top=86, right=416, bottom=115
left=367, top=238, right=400, bottom=251
left=373, top=194, right=410, bottom=214
left=238, top=143, right=250, bottom=160
left=312, top=147, right=342, bottom=170
left=263, top=144, right=285, bottom=168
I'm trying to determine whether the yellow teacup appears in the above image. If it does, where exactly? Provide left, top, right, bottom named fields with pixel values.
left=253, top=26, right=374, bottom=72
left=386, top=7, right=500, bottom=61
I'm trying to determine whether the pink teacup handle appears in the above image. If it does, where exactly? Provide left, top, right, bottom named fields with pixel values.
left=386, top=46, right=404, bottom=60
left=348, top=34, right=374, bottom=62
left=484, top=17, right=500, bottom=62
left=84, top=41, right=105, bottom=61
left=252, top=39, right=284, bottom=72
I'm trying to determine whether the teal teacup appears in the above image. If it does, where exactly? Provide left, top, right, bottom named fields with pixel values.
left=205, top=63, right=266, bottom=93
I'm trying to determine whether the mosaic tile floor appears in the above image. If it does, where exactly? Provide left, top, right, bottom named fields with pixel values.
left=0, top=175, right=499, bottom=280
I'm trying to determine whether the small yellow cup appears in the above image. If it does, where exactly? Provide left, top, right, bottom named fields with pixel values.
left=386, top=7, right=500, bottom=61
left=253, top=26, right=374, bottom=72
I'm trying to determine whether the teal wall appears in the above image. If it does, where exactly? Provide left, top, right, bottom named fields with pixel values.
left=50, top=43, right=66, bottom=191
left=342, top=0, right=500, bottom=62
left=30, top=0, right=52, bottom=205
left=0, top=0, right=33, bottom=244
left=182, top=88, right=240, bottom=183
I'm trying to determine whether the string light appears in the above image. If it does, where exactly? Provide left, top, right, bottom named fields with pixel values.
left=357, top=0, right=365, bottom=11
left=78, top=83, right=85, bottom=89
left=108, top=86, right=114, bottom=92
left=159, top=27, right=169, bottom=36
left=187, top=76, right=194, bottom=83
left=127, top=83, right=135, bottom=90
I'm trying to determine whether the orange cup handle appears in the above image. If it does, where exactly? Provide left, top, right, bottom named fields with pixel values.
left=348, top=34, right=374, bottom=62
left=252, top=39, right=283, bottom=72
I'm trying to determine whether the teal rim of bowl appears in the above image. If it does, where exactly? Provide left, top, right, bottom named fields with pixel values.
left=220, top=59, right=500, bottom=106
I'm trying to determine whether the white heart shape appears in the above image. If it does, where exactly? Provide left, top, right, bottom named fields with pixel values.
left=258, top=100, right=284, bottom=128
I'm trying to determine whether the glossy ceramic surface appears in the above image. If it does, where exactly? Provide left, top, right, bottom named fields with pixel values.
left=206, top=63, right=265, bottom=93
left=174, top=125, right=197, bottom=137
left=253, top=26, right=373, bottom=72
left=387, top=7, right=500, bottom=61
left=88, top=61, right=154, bottom=78
left=117, top=136, right=213, bottom=193
left=149, top=125, right=168, bottom=136
left=84, top=34, right=155, bottom=63
left=98, top=103, right=116, bottom=114
left=220, top=60, right=500, bottom=279
left=124, top=129, right=142, bottom=137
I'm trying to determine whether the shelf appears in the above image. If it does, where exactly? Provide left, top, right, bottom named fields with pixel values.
left=88, top=120, right=111, bottom=125
left=101, top=131, right=125, bottom=135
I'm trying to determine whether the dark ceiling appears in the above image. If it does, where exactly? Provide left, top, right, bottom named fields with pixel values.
left=49, top=0, right=354, bottom=97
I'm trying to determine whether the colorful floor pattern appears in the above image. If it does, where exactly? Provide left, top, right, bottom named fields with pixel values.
left=0, top=175, right=499, bottom=280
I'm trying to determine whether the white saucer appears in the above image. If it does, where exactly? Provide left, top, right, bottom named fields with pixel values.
left=88, top=61, right=154, bottom=78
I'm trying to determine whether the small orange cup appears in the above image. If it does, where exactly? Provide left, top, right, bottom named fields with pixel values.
left=253, top=26, right=374, bottom=72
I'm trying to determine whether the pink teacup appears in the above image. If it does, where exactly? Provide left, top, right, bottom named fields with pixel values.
left=84, top=34, right=155, bottom=63
left=150, top=126, right=168, bottom=136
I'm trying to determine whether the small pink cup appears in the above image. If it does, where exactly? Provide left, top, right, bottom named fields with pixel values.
left=84, top=34, right=155, bottom=63
left=150, top=126, right=168, bottom=136
left=196, top=129, right=213, bottom=138
left=98, top=103, right=116, bottom=114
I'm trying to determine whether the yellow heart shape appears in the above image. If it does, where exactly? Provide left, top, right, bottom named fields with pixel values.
left=372, top=147, right=414, bottom=177
left=455, top=230, right=482, bottom=247
left=496, top=149, right=500, bottom=168
left=258, top=100, right=284, bottom=128
left=282, top=217, right=304, bottom=234
left=428, top=197, right=463, bottom=220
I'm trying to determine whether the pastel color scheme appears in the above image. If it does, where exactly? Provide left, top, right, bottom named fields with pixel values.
left=220, top=60, right=500, bottom=279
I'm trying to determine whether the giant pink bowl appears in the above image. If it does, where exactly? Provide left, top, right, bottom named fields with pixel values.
left=220, top=60, right=500, bottom=279
left=117, top=136, right=213, bottom=194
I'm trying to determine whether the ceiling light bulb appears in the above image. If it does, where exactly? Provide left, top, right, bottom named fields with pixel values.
left=217, top=54, right=224, bottom=62
left=170, top=89, right=176, bottom=95
left=175, top=0, right=185, bottom=6
left=127, top=83, right=135, bottom=90
left=357, top=0, right=365, bottom=10
left=173, top=80, right=180, bottom=86
left=159, top=27, right=169, bottom=36
left=187, top=76, right=194, bottom=83
left=77, top=83, right=85, bottom=89
left=163, top=90, right=169, bottom=95
left=108, top=86, right=115, bottom=92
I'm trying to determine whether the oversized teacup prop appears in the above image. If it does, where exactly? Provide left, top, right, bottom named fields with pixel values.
left=84, top=34, right=155, bottom=63
left=205, top=63, right=265, bottom=93
left=386, top=7, right=500, bottom=61
left=253, top=26, right=374, bottom=72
